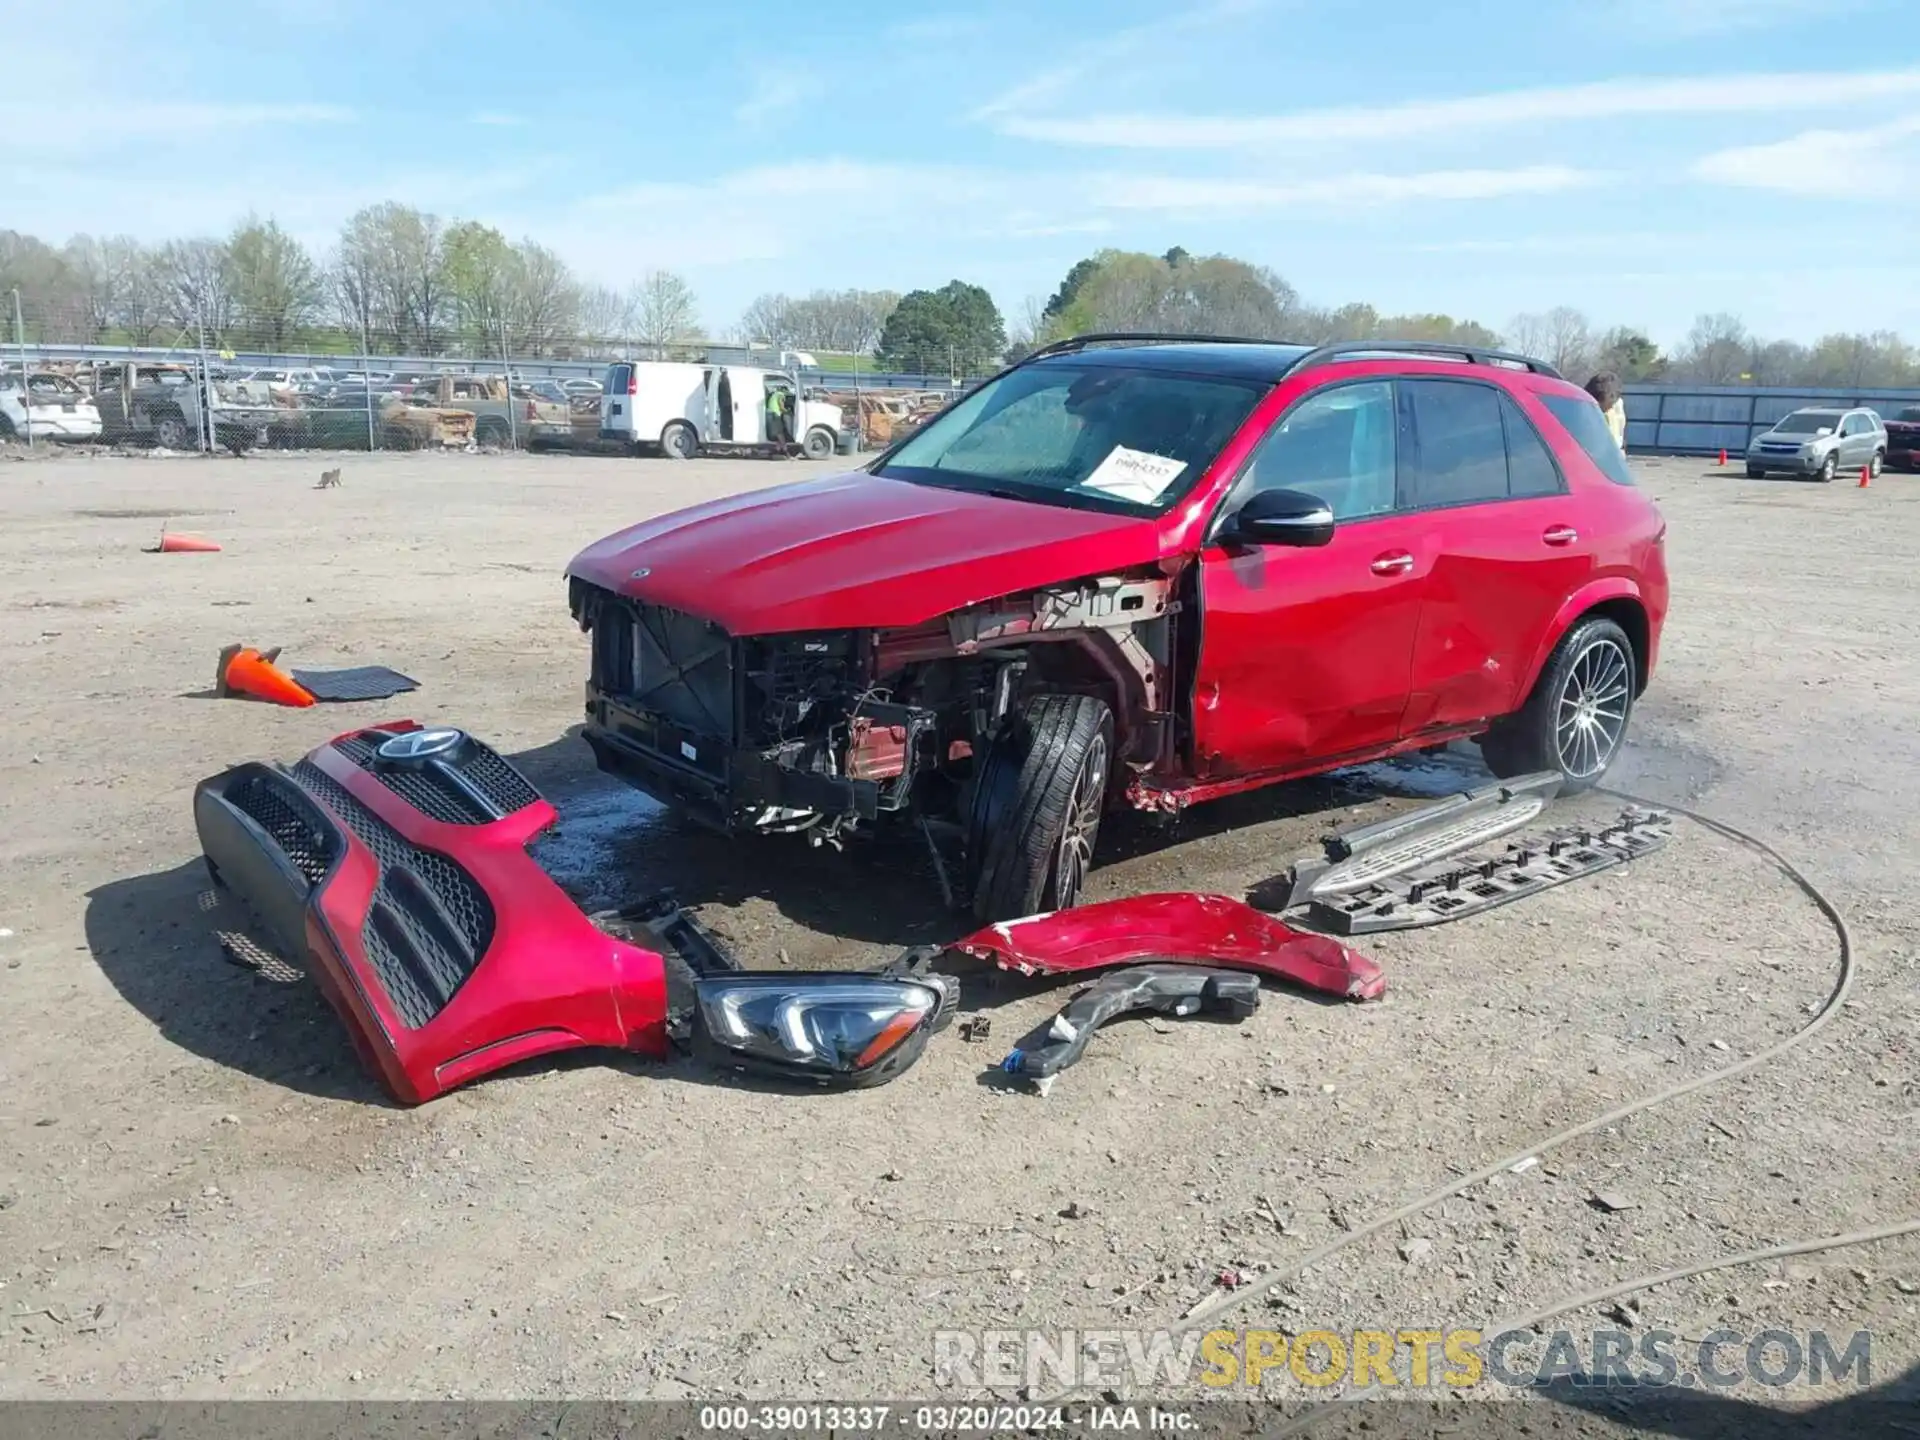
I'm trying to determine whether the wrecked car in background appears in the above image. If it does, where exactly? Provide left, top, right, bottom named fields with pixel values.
left=0, top=370, right=103, bottom=442
left=568, top=335, right=1670, bottom=922
left=89, top=362, right=279, bottom=453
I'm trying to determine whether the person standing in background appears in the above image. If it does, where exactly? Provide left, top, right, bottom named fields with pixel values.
left=1585, top=370, right=1627, bottom=451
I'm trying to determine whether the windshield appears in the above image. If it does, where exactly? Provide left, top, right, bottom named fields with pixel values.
left=1772, top=411, right=1839, bottom=434
left=876, top=362, right=1267, bottom=514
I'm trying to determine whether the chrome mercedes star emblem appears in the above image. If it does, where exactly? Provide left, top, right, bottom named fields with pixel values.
left=375, top=727, right=466, bottom=763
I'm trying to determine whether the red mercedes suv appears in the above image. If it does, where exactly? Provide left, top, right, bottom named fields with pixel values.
left=567, top=336, right=1669, bottom=922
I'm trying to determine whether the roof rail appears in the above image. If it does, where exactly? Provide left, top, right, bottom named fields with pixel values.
left=1021, top=331, right=1305, bottom=364
left=1282, top=340, right=1563, bottom=380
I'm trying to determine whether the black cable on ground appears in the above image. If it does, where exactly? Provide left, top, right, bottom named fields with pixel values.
left=1112, top=788, right=1915, bottom=1422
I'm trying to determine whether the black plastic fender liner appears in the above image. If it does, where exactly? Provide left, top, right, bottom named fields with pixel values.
left=999, top=964, right=1262, bottom=1087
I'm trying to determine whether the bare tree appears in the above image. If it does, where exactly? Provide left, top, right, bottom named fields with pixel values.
left=1676, top=312, right=1750, bottom=384
left=1502, top=312, right=1554, bottom=363
left=630, top=270, right=699, bottom=358
left=576, top=284, right=630, bottom=347
left=736, top=292, right=797, bottom=348
left=153, top=238, right=236, bottom=343
left=1541, top=305, right=1595, bottom=378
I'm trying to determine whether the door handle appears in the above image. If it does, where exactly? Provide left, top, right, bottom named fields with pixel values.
left=1542, top=525, right=1578, bottom=546
left=1370, top=551, right=1414, bottom=577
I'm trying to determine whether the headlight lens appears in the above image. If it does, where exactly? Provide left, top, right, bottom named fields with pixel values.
left=694, top=972, right=954, bottom=1086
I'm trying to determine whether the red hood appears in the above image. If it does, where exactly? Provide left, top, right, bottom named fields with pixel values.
left=566, top=470, right=1167, bottom=633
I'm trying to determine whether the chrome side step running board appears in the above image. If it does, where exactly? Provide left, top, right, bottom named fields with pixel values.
left=1296, top=807, right=1673, bottom=935
left=1272, top=771, right=1565, bottom=914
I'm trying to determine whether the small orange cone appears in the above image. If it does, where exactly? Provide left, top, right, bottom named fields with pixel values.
left=216, top=644, right=316, bottom=707
left=1717, top=449, right=1727, bottom=466
left=154, top=530, right=221, bottom=553
left=1859, top=466, right=1871, bottom=488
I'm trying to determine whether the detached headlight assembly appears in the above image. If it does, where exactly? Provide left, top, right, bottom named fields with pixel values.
left=693, top=969, right=956, bottom=1087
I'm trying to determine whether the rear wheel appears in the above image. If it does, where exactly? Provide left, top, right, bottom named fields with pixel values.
left=965, top=693, right=1114, bottom=922
left=802, top=426, right=835, bottom=460
left=0, top=413, right=14, bottom=440
left=1870, top=449, right=1885, bottom=478
left=475, top=417, right=511, bottom=449
left=1479, top=617, right=1635, bottom=795
left=661, top=421, right=698, bottom=460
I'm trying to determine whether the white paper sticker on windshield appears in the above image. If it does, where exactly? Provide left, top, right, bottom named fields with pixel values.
left=1079, top=446, right=1189, bottom=504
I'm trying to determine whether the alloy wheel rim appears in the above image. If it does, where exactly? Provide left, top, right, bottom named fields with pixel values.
left=1554, top=639, right=1631, bottom=779
left=1056, top=733, right=1108, bottom=904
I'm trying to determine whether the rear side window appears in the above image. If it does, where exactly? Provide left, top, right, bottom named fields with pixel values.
left=1403, top=381, right=1508, bottom=507
left=1500, top=395, right=1563, bottom=497
left=605, top=363, right=631, bottom=394
left=1540, top=394, right=1634, bottom=486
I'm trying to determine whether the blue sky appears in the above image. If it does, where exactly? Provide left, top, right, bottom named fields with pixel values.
left=4, top=0, right=1918, bottom=348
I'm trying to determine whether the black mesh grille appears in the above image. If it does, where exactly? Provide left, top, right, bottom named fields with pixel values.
left=328, top=730, right=542, bottom=825
left=223, top=772, right=337, bottom=884
left=293, top=760, right=495, bottom=1029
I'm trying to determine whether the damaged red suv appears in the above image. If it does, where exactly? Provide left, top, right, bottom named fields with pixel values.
left=567, top=336, right=1668, bottom=922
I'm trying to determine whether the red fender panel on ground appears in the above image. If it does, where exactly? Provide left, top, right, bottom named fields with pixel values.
left=950, top=892, right=1386, bottom=1000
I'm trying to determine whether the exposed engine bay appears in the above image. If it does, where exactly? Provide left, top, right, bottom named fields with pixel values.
left=568, top=568, right=1180, bottom=848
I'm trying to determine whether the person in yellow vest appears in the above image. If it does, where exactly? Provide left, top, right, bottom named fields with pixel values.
left=766, top=383, right=792, bottom=447
left=1585, top=370, right=1627, bottom=450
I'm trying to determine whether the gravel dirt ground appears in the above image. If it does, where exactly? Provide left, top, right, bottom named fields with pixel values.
left=0, top=446, right=1915, bottom=1429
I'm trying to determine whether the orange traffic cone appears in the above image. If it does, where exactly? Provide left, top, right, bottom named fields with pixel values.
left=216, top=644, right=316, bottom=707
left=1859, top=466, right=1871, bottom=488
left=153, top=530, right=221, bottom=553
left=1717, top=449, right=1727, bottom=466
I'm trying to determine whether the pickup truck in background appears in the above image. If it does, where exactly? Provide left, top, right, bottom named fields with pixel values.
left=1885, top=406, right=1920, bottom=471
left=90, top=363, right=279, bottom=453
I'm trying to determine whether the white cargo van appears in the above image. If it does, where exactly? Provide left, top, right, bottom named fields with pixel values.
left=599, top=361, right=854, bottom=460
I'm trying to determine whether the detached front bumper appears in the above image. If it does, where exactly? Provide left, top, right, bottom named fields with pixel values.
left=194, top=722, right=671, bottom=1104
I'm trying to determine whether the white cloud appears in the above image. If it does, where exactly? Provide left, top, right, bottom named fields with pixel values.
left=0, top=101, right=354, bottom=155
left=994, top=68, right=1920, bottom=149
left=1605, top=0, right=1861, bottom=34
left=969, top=0, right=1271, bottom=121
left=734, top=68, right=826, bottom=128
left=1093, top=165, right=1599, bottom=211
left=1693, top=114, right=1920, bottom=196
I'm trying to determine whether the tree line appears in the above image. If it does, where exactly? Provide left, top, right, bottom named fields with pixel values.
left=0, top=209, right=700, bottom=359
left=4, top=220, right=1915, bottom=390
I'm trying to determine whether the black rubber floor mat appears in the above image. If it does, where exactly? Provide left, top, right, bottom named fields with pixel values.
left=1299, top=807, right=1673, bottom=935
left=289, top=665, right=419, bottom=703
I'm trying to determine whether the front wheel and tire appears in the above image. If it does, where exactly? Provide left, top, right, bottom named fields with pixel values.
left=965, top=693, right=1114, bottom=922
left=802, top=426, right=835, bottom=461
left=1480, top=617, right=1635, bottom=795
left=1817, top=451, right=1838, bottom=483
left=152, top=412, right=192, bottom=450
left=660, top=421, right=698, bottom=460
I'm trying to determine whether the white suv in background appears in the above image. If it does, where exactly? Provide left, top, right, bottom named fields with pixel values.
left=0, top=372, right=104, bottom=442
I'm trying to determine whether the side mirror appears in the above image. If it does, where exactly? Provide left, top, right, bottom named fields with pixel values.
left=1225, top=487, right=1336, bottom=547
